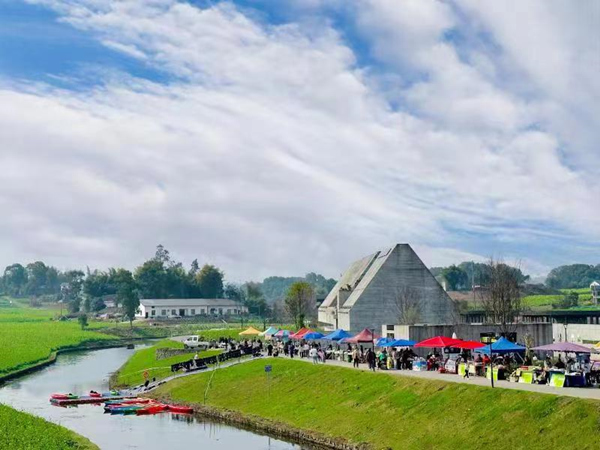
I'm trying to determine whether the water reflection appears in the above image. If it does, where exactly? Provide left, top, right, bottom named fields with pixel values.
left=0, top=346, right=311, bottom=450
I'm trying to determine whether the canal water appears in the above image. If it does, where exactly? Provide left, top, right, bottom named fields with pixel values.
left=0, top=346, right=311, bottom=449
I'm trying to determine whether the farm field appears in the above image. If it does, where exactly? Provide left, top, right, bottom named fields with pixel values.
left=113, top=339, right=222, bottom=387
left=0, top=404, right=98, bottom=449
left=521, top=288, right=593, bottom=310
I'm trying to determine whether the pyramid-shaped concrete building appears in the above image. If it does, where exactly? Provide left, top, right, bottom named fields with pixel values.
left=318, top=244, right=457, bottom=333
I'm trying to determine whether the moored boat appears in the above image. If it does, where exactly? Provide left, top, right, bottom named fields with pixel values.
left=167, top=405, right=193, bottom=414
left=136, top=404, right=168, bottom=415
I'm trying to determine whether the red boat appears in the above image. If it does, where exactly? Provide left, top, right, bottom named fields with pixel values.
left=167, top=405, right=193, bottom=414
left=51, top=394, right=77, bottom=400
left=136, top=404, right=168, bottom=415
left=89, top=392, right=102, bottom=398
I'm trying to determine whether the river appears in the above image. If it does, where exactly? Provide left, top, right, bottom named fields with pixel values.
left=0, top=345, right=312, bottom=450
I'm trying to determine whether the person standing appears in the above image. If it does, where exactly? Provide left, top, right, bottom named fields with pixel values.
left=309, top=346, right=318, bottom=364
left=352, top=346, right=359, bottom=368
left=367, top=349, right=376, bottom=372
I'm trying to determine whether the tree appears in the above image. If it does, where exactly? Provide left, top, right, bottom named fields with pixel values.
left=25, top=261, right=49, bottom=297
left=195, top=265, right=224, bottom=298
left=63, top=270, right=85, bottom=313
left=91, top=297, right=107, bottom=312
left=189, top=259, right=200, bottom=277
left=243, top=282, right=269, bottom=317
left=441, top=265, right=468, bottom=291
left=285, top=281, right=315, bottom=329
left=78, top=313, right=88, bottom=330
left=546, top=264, right=600, bottom=289
left=115, top=269, right=139, bottom=329
left=480, top=259, right=522, bottom=334
left=392, top=286, right=422, bottom=325
left=3, top=264, right=28, bottom=297
left=135, top=259, right=168, bottom=299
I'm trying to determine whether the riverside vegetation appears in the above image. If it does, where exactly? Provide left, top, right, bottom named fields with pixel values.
left=153, top=358, right=600, bottom=450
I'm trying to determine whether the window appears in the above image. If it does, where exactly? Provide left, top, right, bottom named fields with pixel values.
left=200, top=308, right=205, bottom=314
left=191, top=309, right=195, bottom=316
left=227, top=309, right=232, bottom=314
left=386, top=325, right=394, bottom=331
left=219, top=308, right=223, bottom=315
left=161, top=310, right=166, bottom=316
left=151, top=310, right=156, bottom=316
left=171, top=309, right=176, bottom=316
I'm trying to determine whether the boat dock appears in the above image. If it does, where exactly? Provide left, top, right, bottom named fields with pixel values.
left=50, top=395, right=137, bottom=406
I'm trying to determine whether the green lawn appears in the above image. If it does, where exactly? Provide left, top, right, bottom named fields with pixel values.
left=0, top=404, right=98, bottom=449
left=522, top=288, right=594, bottom=310
left=153, top=359, right=600, bottom=450
left=113, top=339, right=222, bottom=387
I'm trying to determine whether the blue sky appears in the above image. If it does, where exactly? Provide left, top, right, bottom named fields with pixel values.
left=0, top=0, right=598, bottom=281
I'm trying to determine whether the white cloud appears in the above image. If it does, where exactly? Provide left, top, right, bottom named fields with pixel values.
left=0, top=0, right=598, bottom=280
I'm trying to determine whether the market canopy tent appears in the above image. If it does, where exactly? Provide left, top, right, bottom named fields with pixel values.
left=375, top=337, right=393, bottom=347
left=345, top=328, right=379, bottom=344
left=291, top=328, right=312, bottom=339
left=450, top=340, right=486, bottom=350
left=475, top=337, right=526, bottom=354
left=532, top=342, right=592, bottom=353
left=322, top=329, right=353, bottom=341
left=381, top=339, right=416, bottom=347
left=259, top=326, right=279, bottom=337
left=239, top=326, right=262, bottom=336
left=415, top=336, right=463, bottom=348
left=304, top=332, right=324, bottom=340
left=273, top=329, right=292, bottom=338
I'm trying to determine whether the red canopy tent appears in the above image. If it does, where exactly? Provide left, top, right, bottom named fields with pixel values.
left=345, top=328, right=379, bottom=344
left=291, top=328, right=312, bottom=339
left=415, top=336, right=463, bottom=348
left=449, top=340, right=486, bottom=350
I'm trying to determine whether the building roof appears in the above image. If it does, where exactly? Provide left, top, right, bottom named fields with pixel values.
left=140, top=298, right=243, bottom=307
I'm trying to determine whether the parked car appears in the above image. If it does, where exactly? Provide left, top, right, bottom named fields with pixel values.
left=183, top=335, right=209, bottom=350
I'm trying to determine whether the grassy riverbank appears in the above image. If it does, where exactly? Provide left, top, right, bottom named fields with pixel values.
left=0, top=404, right=98, bottom=449
left=153, top=358, right=600, bottom=450
left=113, top=339, right=222, bottom=387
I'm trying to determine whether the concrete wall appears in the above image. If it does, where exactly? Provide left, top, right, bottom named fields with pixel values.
left=348, top=244, right=457, bottom=333
left=552, top=323, right=600, bottom=344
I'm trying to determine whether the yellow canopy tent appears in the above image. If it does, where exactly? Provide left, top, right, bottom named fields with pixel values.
left=239, top=326, right=262, bottom=336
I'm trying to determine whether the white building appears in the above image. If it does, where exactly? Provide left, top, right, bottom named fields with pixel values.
left=136, top=298, right=247, bottom=319
left=592, top=281, right=600, bottom=305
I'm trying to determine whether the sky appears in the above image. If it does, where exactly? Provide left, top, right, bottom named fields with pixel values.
left=0, top=0, right=598, bottom=282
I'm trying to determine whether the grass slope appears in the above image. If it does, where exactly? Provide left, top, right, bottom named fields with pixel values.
left=154, top=359, right=600, bottom=450
left=0, top=404, right=98, bottom=450
left=114, top=339, right=221, bottom=387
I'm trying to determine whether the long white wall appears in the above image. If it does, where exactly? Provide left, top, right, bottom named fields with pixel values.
left=552, top=323, right=600, bottom=344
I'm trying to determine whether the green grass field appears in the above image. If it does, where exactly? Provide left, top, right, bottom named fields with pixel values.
left=522, top=288, right=593, bottom=310
left=114, top=339, right=222, bottom=387
left=153, top=358, right=600, bottom=450
left=0, top=321, right=117, bottom=376
left=0, top=404, right=98, bottom=449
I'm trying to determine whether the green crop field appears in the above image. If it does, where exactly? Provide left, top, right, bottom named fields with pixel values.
left=113, top=339, right=222, bottom=387
left=522, top=288, right=594, bottom=310
left=0, top=321, right=116, bottom=376
left=153, top=359, right=600, bottom=450
left=0, top=404, right=98, bottom=449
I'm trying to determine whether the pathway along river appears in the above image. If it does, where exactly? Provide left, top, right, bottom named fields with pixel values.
left=0, top=345, right=312, bottom=450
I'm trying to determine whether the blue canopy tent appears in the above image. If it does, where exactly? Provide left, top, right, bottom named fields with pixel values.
left=375, top=337, right=393, bottom=347
left=304, top=332, right=325, bottom=340
left=322, top=329, right=353, bottom=341
left=474, top=337, right=526, bottom=354
left=381, top=339, right=416, bottom=347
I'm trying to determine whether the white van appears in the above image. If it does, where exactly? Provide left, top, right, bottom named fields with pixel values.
left=183, top=336, right=209, bottom=350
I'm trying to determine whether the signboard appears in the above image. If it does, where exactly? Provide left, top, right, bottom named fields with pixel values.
left=264, top=365, right=272, bottom=373
left=551, top=373, right=565, bottom=388
left=458, top=363, right=467, bottom=377
left=519, top=372, right=533, bottom=384
left=486, top=367, right=499, bottom=381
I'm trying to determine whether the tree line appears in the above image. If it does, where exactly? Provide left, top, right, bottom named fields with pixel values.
left=0, top=245, right=335, bottom=325
left=430, top=261, right=530, bottom=291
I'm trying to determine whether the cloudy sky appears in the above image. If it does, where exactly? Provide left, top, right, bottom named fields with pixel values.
left=0, top=0, right=598, bottom=281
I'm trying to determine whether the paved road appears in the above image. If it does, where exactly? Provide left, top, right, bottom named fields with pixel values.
left=293, top=357, right=600, bottom=401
